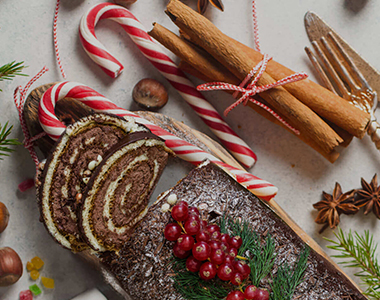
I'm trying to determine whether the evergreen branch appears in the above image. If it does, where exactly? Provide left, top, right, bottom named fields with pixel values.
left=172, top=258, right=231, bottom=300
left=270, top=246, right=310, bottom=300
left=0, top=61, right=27, bottom=91
left=249, top=234, right=276, bottom=287
left=325, top=228, right=380, bottom=299
left=0, top=122, right=21, bottom=159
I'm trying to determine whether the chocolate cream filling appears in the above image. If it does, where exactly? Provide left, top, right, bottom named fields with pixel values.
left=80, top=133, right=170, bottom=252
left=39, top=114, right=146, bottom=251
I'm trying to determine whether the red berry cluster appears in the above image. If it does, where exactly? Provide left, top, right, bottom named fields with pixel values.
left=227, top=286, right=269, bottom=300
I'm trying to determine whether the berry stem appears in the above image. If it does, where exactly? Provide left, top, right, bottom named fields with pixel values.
left=236, top=255, right=248, bottom=261
left=178, top=221, right=187, bottom=234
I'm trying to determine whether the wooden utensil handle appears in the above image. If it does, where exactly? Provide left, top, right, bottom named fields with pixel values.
left=368, top=115, right=380, bottom=149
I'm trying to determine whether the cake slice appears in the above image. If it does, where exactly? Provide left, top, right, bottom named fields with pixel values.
left=38, top=114, right=147, bottom=252
left=99, top=161, right=367, bottom=300
left=79, top=131, right=171, bottom=252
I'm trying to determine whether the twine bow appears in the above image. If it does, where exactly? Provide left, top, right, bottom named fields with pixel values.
left=197, top=54, right=307, bottom=135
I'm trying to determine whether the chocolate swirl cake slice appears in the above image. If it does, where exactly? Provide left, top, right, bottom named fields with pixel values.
left=79, top=132, right=172, bottom=252
left=99, top=161, right=366, bottom=300
left=39, top=114, right=147, bottom=252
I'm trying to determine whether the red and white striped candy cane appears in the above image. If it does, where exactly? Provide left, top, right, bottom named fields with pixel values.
left=79, top=2, right=256, bottom=169
left=38, top=81, right=277, bottom=201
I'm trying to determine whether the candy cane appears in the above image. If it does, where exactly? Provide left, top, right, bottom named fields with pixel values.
left=79, top=2, right=256, bottom=169
left=38, top=81, right=277, bottom=201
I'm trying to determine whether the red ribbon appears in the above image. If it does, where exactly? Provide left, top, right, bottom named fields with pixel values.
left=197, top=54, right=307, bottom=135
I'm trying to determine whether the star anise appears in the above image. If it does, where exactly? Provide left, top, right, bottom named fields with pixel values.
left=197, top=0, right=224, bottom=14
left=313, top=182, right=359, bottom=233
left=355, top=174, right=380, bottom=219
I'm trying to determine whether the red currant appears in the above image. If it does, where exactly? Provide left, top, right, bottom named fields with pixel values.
left=184, top=218, right=201, bottom=235
left=196, top=230, right=210, bottom=242
left=173, top=242, right=191, bottom=259
left=231, top=272, right=243, bottom=286
left=200, top=220, right=208, bottom=229
left=199, top=262, right=217, bottom=281
left=208, top=240, right=221, bottom=250
left=225, top=255, right=235, bottom=265
left=164, top=223, right=182, bottom=241
left=177, top=200, right=189, bottom=207
left=256, top=289, right=269, bottom=300
left=188, top=206, right=199, bottom=216
left=206, top=224, right=220, bottom=233
left=210, top=231, right=222, bottom=241
left=220, top=242, right=230, bottom=253
left=217, top=263, right=234, bottom=281
left=177, top=234, right=194, bottom=251
left=171, top=203, right=189, bottom=221
left=210, top=248, right=226, bottom=265
left=227, top=247, right=238, bottom=258
left=229, top=236, right=243, bottom=249
left=226, top=290, right=245, bottom=300
left=220, top=233, right=231, bottom=244
left=244, top=285, right=258, bottom=299
left=233, top=260, right=251, bottom=279
left=192, top=241, right=211, bottom=261
left=186, top=256, right=202, bottom=272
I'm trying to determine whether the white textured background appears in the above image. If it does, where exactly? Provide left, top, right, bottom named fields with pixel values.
left=0, top=0, right=379, bottom=299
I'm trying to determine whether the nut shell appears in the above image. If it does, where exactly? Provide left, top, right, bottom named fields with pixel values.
left=0, top=247, right=23, bottom=286
left=113, top=0, right=137, bottom=7
left=132, top=79, right=168, bottom=110
left=0, top=202, right=10, bottom=234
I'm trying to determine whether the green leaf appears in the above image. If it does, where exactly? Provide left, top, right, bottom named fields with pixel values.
left=0, top=122, right=21, bottom=159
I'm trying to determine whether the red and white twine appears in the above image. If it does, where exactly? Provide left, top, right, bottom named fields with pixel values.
left=252, top=0, right=261, bottom=52
left=54, top=0, right=66, bottom=79
left=197, top=54, right=307, bottom=135
left=197, top=1, right=308, bottom=135
left=13, top=66, right=49, bottom=172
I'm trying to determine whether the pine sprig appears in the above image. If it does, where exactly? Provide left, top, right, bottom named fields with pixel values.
left=172, top=258, right=231, bottom=299
left=249, top=234, right=276, bottom=287
left=270, top=246, right=310, bottom=300
left=325, top=228, right=380, bottom=299
left=0, top=61, right=27, bottom=91
left=0, top=122, right=21, bottom=159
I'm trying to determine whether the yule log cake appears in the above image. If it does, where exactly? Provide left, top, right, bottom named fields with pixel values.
left=37, top=113, right=171, bottom=252
left=99, top=161, right=366, bottom=300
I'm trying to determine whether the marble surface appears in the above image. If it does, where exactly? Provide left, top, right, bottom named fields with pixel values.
left=0, top=0, right=380, bottom=299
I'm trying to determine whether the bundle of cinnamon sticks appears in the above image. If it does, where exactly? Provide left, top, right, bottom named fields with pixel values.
left=149, top=0, right=370, bottom=163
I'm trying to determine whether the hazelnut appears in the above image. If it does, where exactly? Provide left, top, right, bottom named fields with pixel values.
left=132, top=78, right=168, bottom=110
left=0, top=247, right=23, bottom=286
left=113, top=0, right=137, bottom=7
left=0, top=202, right=9, bottom=234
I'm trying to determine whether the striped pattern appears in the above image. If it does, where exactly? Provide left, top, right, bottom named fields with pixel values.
left=38, top=81, right=277, bottom=201
left=53, top=0, right=66, bottom=79
left=78, top=2, right=256, bottom=169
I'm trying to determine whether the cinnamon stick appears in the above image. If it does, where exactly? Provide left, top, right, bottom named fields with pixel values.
left=166, top=0, right=369, bottom=139
left=179, top=60, right=340, bottom=162
left=165, top=0, right=343, bottom=155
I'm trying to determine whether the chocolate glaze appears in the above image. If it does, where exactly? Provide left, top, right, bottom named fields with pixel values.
left=79, top=131, right=171, bottom=251
left=99, top=162, right=366, bottom=300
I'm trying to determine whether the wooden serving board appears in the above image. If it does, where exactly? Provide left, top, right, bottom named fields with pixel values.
left=24, top=83, right=365, bottom=298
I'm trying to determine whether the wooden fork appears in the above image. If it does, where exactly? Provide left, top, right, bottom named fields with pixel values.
left=305, top=32, right=380, bottom=150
